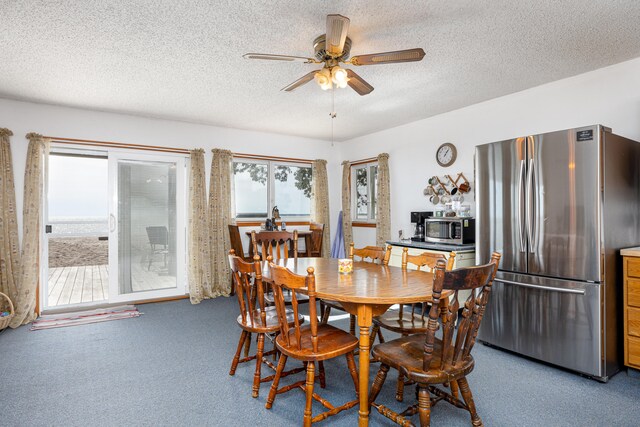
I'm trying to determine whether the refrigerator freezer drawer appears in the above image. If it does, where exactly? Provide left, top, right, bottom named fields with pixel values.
left=478, top=274, right=605, bottom=379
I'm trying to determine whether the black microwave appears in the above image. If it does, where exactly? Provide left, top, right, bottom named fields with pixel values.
left=425, top=218, right=475, bottom=245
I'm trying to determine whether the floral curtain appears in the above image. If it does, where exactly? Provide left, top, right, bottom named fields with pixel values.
left=311, top=159, right=331, bottom=257
left=11, top=133, right=48, bottom=327
left=208, top=148, right=233, bottom=297
left=375, top=153, right=391, bottom=246
left=0, top=129, right=20, bottom=316
left=341, top=161, right=353, bottom=255
left=188, top=149, right=211, bottom=304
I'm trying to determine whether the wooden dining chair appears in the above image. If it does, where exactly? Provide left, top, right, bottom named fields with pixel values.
left=370, top=249, right=456, bottom=402
left=320, top=243, right=392, bottom=335
left=369, top=252, right=501, bottom=427
left=308, top=222, right=324, bottom=257
left=227, top=250, right=305, bottom=398
left=228, top=224, right=250, bottom=261
left=251, top=230, right=298, bottom=262
left=252, top=230, right=309, bottom=306
left=265, top=261, right=360, bottom=427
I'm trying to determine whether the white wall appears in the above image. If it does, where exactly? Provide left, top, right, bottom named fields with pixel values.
left=340, top=57, right=640, bottom=247
left=0, top=98, right=342, bottom=249
left=4, top=55, right=640, bottom=252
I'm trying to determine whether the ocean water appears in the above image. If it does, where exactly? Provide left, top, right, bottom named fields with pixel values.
left=49, top=216, right=108, bottom=236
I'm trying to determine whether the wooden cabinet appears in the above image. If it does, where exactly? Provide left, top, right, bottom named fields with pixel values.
left=622, top=250, right=640, bottom=370
left=388, top=244, right=476, bottom=269
left=388, top=244, right=476, bottom=302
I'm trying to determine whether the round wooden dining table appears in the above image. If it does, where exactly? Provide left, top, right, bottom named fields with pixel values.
left=261, top=257, right=448, bottom=427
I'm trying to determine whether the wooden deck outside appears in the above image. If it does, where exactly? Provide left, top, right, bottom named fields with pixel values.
left=47, top=263, right=177, bottom=307
left=48, top=265, right=109, bottom=307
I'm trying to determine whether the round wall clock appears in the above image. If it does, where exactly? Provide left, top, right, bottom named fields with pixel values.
left=436, top=143, right=457, bottom=167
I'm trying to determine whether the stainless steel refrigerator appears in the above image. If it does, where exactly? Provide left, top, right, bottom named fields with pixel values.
left=475, top=125, right=640, bottom=381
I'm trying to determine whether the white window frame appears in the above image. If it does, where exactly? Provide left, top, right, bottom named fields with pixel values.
left=232, top=158, right=312, bottom=221
left=351, top=161, right=378, bottom=223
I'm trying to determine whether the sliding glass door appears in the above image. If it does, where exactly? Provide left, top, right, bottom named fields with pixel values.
left=108, top=152, right=186, bottom=303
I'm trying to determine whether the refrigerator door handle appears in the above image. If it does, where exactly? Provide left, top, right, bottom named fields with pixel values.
left=495, top=278, right=586, bottom=295
left=517, top=160, right=526, bottom=252
left=526, top=158, right=536, bottom=253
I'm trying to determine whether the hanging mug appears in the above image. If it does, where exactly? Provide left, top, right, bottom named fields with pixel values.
left=430, top=194, right=440, bottom=204
left=458, top=181, right=471, bottom=193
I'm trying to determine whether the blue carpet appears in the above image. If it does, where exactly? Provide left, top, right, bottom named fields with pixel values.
left=1, top=297, right=639, bottom=426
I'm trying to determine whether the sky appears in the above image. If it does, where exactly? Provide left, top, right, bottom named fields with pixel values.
left=48, top=154, right=108, bottom=219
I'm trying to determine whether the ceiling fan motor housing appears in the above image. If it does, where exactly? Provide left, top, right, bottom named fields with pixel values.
left=314, top=34, right=352, bottom=62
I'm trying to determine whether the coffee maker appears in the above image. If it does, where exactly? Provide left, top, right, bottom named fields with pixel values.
left=410, top=211, right=433, bottom=242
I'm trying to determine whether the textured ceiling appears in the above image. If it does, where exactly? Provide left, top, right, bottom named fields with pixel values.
left=1, top=1, right=640, bottom=141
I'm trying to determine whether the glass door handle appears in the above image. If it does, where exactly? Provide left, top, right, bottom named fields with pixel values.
left=109, top=214, right=116, bottom=232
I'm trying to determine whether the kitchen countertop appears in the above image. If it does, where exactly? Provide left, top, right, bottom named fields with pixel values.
left=386, top=240, right=476, bottom=253
left=621, top=246, right=640, bottom=257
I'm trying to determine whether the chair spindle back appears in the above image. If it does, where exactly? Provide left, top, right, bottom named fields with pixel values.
left=228, top=224, right=246, bottom=259
left=400, top=249, right=456, bottom=319
left=423, top=252, right=501, bottom=372
left=268, top=262, right=318, bottom=352
left=252, top=230, right=299, bottom=263
left=309, top=222, right=325, bottom=256
left=349, top=243, right=392, bottom=265
left=228, top=250, right=266, bottom=328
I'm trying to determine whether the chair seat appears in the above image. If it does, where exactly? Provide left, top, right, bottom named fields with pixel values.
left=237, top=307, right=303, bottom=333
left=276, top=324, right=358, bottom=362
left=264, top=292, right=310, bottom=305
left=372, top=333, right=475, bottom=384
left=373, top=309, right=430, bottom=334
left=321, top=300, right=346, bottom=312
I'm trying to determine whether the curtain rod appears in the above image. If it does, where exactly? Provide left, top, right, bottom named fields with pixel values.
left=350, top=156, right=377, bottom=166
left=232, top=152, right=313, bottom=164
left=44, top=136, right=191, bottom=154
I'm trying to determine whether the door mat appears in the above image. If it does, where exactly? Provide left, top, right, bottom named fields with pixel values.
left=31, top=305, right=141, bottom=331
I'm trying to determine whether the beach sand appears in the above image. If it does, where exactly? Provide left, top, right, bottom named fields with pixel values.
left=49, top=237, right=108, bottom=268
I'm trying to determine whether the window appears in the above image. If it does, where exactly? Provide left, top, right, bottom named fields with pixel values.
left=233, top=159, right=312, bottom=219
left=352, top=162, right=378, bottom=222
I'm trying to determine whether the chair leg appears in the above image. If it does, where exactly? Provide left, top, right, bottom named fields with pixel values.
left=229, top=330, right=248, bottom=375
left=396, top=371, right=406, bottom=402
left=458, top=377, right=483, bottom=427
left=377, top=327, right=385, bottom=343
left=368, top=363, right=390, bottom=407
left=321, top=305, right=331, bottom=324
left=450, top=379, right=460, bottom=400
left=370, top=324, right=379, bottom=348
left=345, top=352, right=359, bottom=398
left=252, top=333, right=265, bottom=398
left=417, top=385, right=431, bottom=427
left=396, top=333, right=408, bottom=402
left=318, top=361, right=326, bottom=389
left=304, top=361, right=316, bottom=427
left=244, top=333, right=252, bottom=357
left=349, top=314, right=356, bottom=335
left=266, top=354, right=288, bottom=409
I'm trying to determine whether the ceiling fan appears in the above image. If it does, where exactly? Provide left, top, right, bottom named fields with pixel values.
left=243, top=14, right=426, bottom=96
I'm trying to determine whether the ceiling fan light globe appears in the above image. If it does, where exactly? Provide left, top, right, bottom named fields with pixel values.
left=331, top=66, right=349, bottom=84
left=336, top=79, right=349, bottom=89
left=314, top=72, right=329, bottom=86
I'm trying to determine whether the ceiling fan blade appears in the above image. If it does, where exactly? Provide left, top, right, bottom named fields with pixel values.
left=350, top=48, right=426, bottom=66
left=326, top=14, right=350, bottom=57
left=346, top=69, right=374, bottom=96
left=281, top=70, right=318, bottom=92
left=243, top=53, right=317, bottom=63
